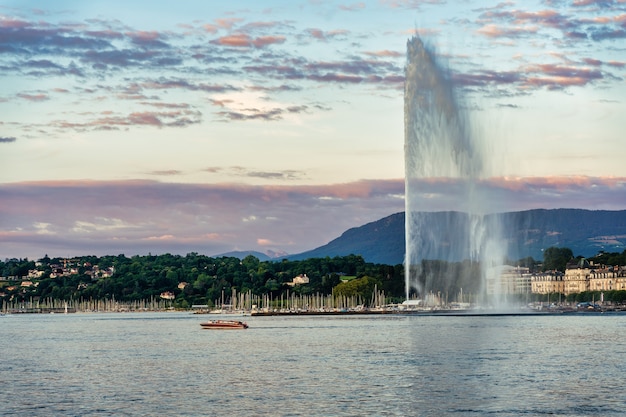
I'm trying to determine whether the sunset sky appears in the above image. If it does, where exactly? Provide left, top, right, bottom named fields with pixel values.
left=1, top=0, right=625, bottom=260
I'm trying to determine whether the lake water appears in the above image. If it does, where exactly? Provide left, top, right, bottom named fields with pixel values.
left=1, top=312, right=625, bottom=416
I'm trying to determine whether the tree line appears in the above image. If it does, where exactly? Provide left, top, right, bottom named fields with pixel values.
left=2, top=248, right=625, bottom=309
left=0, top=253, right=404, bottom=309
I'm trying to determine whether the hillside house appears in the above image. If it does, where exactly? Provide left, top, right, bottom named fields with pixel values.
left=287, top=274, right=309, bottom=287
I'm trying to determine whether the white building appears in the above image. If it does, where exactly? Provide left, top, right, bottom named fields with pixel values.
left=287, top=274, right=309, bottom=287
left=485, top=265, right=532, bottom=295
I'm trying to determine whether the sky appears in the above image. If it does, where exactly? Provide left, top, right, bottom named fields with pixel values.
left=1, top=0, right=625, bottom=261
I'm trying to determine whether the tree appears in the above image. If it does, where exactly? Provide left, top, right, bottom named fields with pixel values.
left=543, top=247, right=573, bottom=272
left=322, top=273, right=341, bottom=293
left=0, top=253, right=411, bottom=307
left=333, top=275, right=380, bottom=301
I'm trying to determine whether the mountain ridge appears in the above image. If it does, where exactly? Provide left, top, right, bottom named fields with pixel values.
left=216, top=249, right=289, bottom=261
left=287, top=209, right=626, bottom=264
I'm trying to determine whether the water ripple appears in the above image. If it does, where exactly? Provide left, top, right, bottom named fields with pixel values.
left=1, top=313, right=624, bottom=416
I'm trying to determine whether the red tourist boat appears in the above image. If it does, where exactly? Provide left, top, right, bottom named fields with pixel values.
left=200, top=320, right=249, bottom=330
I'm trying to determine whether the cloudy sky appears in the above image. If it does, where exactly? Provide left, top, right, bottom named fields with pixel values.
left=1, top=0, right=625, bottom=261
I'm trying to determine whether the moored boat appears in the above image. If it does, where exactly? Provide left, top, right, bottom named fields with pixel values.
left=200, top=320, right=248, bottom=330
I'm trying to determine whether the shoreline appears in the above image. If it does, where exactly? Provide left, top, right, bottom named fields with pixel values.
left=5, top=306, right=625, bottom=316
left=249, top=308, right=626, bottom=317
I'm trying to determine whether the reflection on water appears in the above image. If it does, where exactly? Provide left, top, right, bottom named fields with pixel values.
left=1, top=313, right=625, bottom=416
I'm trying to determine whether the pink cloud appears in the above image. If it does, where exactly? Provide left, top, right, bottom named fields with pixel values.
left=1, top=177, right=625, bottom=260
left=252, top=35, right=287, bottom=47
left=607, top=60, right=626, bottom=67
left=51, top=109, right=202, bottom=131
left=0, top=179, right=405, bottom=259
left=582, top=57, right=603, bottom=66
left=304, top=28, right=349, bottom=42
left=85, top=29, right=124, bottom=39
left=203, top=18, right=243, bottom=33
left=17, top=92, right=49, bottom=101
left=126, top=30, right=160, bottom=42
left=240, top=21, right=286, bottom=31
left=573, top=0, right=607, bottom=6
left=506, top=9, right=566, bottom=27
left=216, top=33, right=251, bottom=47
left=213, top=33, right=286, bottom=48
left=522, top=63, right=603, bottom=88
left=477, top=24, right=538, bottom=38
left=306, top=28, right=325, bottom=40
left=0, top=17, right=30, bottom=29
left=363, top=50, right=403, bottom=58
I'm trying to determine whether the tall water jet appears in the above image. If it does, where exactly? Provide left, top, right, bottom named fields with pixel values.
left=404, top=36, right=506, bottom=306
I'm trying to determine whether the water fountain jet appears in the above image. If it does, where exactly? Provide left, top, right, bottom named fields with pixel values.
left=404, top=36, right=509, bottom=309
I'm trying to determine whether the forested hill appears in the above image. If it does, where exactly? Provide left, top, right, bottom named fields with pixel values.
left=288, top=209, right=626, bottom=265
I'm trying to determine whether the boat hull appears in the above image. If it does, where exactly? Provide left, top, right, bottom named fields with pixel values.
left=200, top=320, right=248, bottom=330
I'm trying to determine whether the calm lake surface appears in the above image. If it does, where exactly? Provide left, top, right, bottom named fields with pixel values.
left=1, top=312, right=625, bottom=416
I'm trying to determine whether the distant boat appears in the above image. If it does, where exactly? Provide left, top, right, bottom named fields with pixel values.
left=200, top=320, right=249, bottom=330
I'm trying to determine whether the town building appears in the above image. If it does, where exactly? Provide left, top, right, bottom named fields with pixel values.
left=531, top=258, right=626, bottom=296
left=486, top=265, right=532, bottom=295
left=531, top=271, right=565, bottom=294
left=287, top=274, right=309, bottom=287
